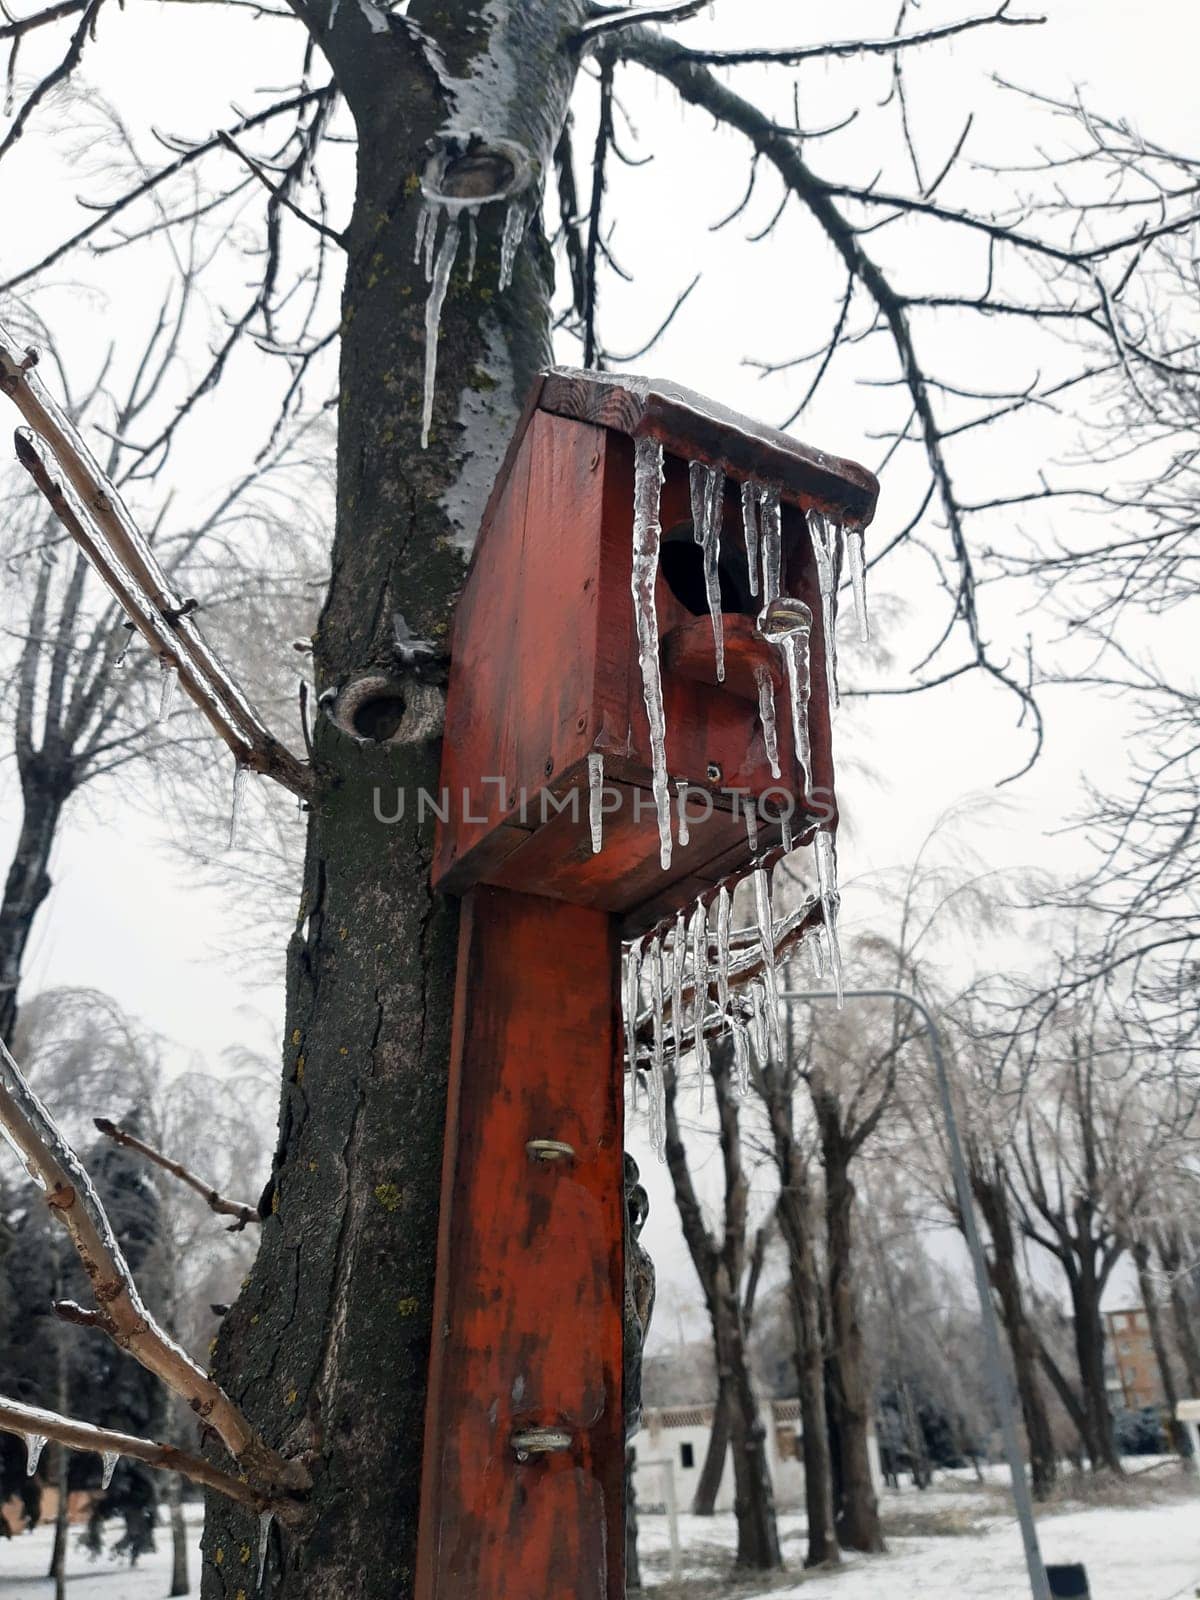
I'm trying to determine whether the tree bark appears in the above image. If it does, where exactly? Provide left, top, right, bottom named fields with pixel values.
left=970, top=1164, right=1057, bottom=1499
left=1068, top=1243, right=1122, bottom=1474
left=202, top=5, right=590, bottom=1595
left=818, top=1120, right=884, bottom=1553
left=691, top=1384, right=730, bottom=1516
left=0, top=769, right=67, bottom=1047
left=662, top=1058, right=781, bottom=1570
left=759, top=1059, right=839, bottom=1567
left=169, top=1474, right=190, bottom=1596
left=1133, top=1240, right=1191, bottom=1460
left=1159, top=1230, right=1200, bottom=1395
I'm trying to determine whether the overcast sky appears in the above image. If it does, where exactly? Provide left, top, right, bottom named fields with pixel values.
left=2, top=0, right=1195, bottom=1344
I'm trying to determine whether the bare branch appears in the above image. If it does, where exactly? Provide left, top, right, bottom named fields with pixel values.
left=578, top=0, right=708, bottom=43
left=0, top=1036, right=309, bottom=1500
left=94, top=1116, right=260, bottom=1229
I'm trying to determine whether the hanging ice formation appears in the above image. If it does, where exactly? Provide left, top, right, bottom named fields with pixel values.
left=807, top=510, right=841, bottom=712
left=631, top=438, right=673, bottom=870
left=100, top=1450, right=119, bottom=1490
left=676, top=782, right=690, bottom=847
left=688, top=461, right=726, bottom=682
left=622, top=938, right=642, bottom=1112
left=741, top=480, right=760, bottom=598
left=229, top=763, right=248, bottom=851
left=258, top=1510, right=274, bottom=1586
left=648, top=934, right=667, bottom=1157
left=157, top=658, right=177, bottom=725
left=587, top=752, right=604, bottom=854
left=420, top=215, right=461, bottom=450
left=689, top=900, right=710, bottom=1109
left=754, top=664, right=781, bottom=782
left=760, top=596, right=813, bottom=793
left=843, top=523, right=870, bottom=642
left=753, top=863, right=783, bottom=1061
left=26, top=1434, right=46, bottom=1476
left=814, top=829, right=844, bottom=1006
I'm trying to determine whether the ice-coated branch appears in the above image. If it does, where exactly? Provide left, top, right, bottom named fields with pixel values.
left=0, top=1396, right=282, bottom=1516
left=0, top=1038, right=309, bottom=1500
left=0, top=329, right=312, bottom=799
left=94, top=1117, right=260, bottom=1230
left=578, top=1, right=709, bottom=42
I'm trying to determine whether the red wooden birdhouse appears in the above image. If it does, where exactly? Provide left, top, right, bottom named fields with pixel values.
left=418, top=370, right=877, bottom=1600
left=433, top=370, right=877, bottom=934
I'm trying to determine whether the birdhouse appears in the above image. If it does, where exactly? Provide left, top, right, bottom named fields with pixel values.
left=433, top=369, right=877, bottom=934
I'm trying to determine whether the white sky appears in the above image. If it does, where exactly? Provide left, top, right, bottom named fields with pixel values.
left=2, top=0, right=1195, bottom=1343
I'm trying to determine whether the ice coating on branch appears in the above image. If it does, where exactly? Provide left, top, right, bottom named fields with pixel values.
left=689, top=900, right=710, bottom=1109
left=844, top=524, right=870, bottom=642
left=100, top=1450, right=119, bottom=1490
left=741, top=480, right=760, bottom=598
left=498, top=201, right=525, bottom=291
left=25, top=1434, right=46, bottom=1476
left=355, top=0, right=389, bottom=33
left=421, top=217, right=462, bottom=450
left=631, top=438, right=673, bottom=870
left=715, top=885, right=732, bottom=1017
left=807, top=510, right=840, bottom=712
left=622, top=941, right=642, bottom=1110
left=588, top=752, right=604, bottom=854
left=157, top=660, right=176, bottom=724
left=676, top=782, right=690, bottom=847
left=649, top=935, right=666, bottom=1157
left=671, top=911, right=687, bottom=1061
left=228, top=763, right=248, bottom=851
left=814, top=830, right=844, bottom=1006
left=752, top=865, right=783, bottom=1061
left=754, top=664, right=781, bottom=781
left=258, top=1510, right=274, bottom=1586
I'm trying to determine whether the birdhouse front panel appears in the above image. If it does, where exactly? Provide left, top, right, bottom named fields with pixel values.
left=433, top=371, right=877, bottom=934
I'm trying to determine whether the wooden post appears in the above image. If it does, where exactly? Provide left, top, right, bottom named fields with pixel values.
left=416, top=887, right=625, bottom=1600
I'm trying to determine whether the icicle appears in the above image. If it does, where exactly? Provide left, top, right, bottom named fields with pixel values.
left=807, top=510, right=840, bottom=713
left=745, top=798, right=759, bottom=858
left=423, top=202, right=439, bottom=280
left=631, top=437, right=673, bottom=870
left=741, top=480, right=760, bottom=598
left=421, top=217, right=461, bottom=451
left=689, top=461, right=707, bottom=546
left=25, top=1434, right=46, bottom=1476
left=228, top=763, right=248, bottom=850
left=781, top=807, right=794, bottom=854
left=752, top=865, right=783, bottom=1062
left=588, top=752, right=604, bottom=854
left=754, top=664, right=781, bottom=782
left=413, top=200, right=431, bottom=265
left=715, top=885, right=732, bottom=1018
left=731, top=1014, right=751, bottom=1097
left=498, top=201, right=524, bottom=291
left=670, top=911, right=687, bottom=1060
left=702, top=466, right=725, bottom=682
left=748, top=981, right=770, bottom=1074
left=814, top=830, right=844, bottom=1006
left=100, top=1450, right=119, bottom=1490
left=689, top=899, right=710, bottom=1110
left=622, top=942, right=642, bottom=1111
left=258, top=1509, right=274, bottom=1587
left=758, top=485, right=782, bottom=610
left=649, top=935, right=666, bottom=1157
left=157, top=659, right=177, bottom=724
left=465, top=211, right=478, bottom=283
left=844, top=524, right=870, bottom=642
left=676, top=782, right=690, bottom=847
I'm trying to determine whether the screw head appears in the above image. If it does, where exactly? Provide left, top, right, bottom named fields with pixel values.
left=706, top=763, right=722, bottom=783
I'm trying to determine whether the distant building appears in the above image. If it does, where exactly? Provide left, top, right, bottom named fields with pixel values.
left=631, top=1398, right=881, bottom=1513
left=1104, top=1307, right=1165, bottom=1410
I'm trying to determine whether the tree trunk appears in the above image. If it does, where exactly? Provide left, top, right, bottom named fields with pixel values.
left=1133, top=1241, right=1190, bottom=1460
left=0, top=771, right=67, bottom=1046
left=971, top=1167, right=1057, bottom=1499
left=203, top=6, right=590, bottom=1596
left=1159, top=1231, right=1200, bottom=1395
left=1069, top=1265, right=1121, bottom=1473
left=49, top=1442, right=68, bottom=1599
left=169, top=1474, right=190, bottom=1596
left=691, top=1384, right=730, bottom=1516
left=759, top=1058, right=839, bottom=1567
left=821, top=1132, right=884, bottom=1553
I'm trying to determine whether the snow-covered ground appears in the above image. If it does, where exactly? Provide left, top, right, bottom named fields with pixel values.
left=637, top=1469, right=1200, bottom=1598
left=0, top=1510, right=204, bottom=1599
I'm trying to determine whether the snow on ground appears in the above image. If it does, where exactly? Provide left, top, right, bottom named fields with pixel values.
left=637, top=1469, right=1200, bottom=1599
left=0, top=1510, right=204, bottom=1599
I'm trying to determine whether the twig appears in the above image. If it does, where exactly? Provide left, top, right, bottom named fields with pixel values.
left=578, top=0, right=708, bottom=42
left=217, top=130, right=345, bottom=246
left=0, top=1396, right=288, bottom=1517
left=0, top=1038, right=309, bottom=1500
left=0, top=329, right=312, bottom=797
left=94, top=1117, right=260, bottom=1230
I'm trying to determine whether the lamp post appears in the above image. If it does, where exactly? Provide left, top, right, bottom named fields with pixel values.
left=780, top=987, right=1052, bottom=1600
